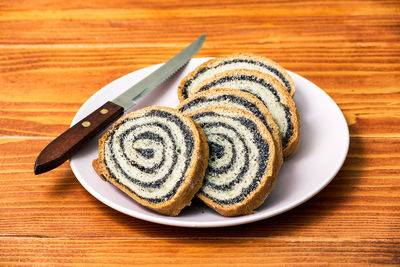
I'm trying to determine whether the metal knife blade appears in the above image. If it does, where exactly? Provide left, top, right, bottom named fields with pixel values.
left=113, top=34, right=206, bottom=109
left=34, top=34, right=206, bottom=175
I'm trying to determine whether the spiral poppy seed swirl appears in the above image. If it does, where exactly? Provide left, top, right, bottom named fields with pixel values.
left=177, top=53, right=295, bottom=102
left=177, top=88, right=283, bottom=170
left=188, top=107, right=280, bottom=216
left=93, top=106, right=209, bottom=216
left=192, top=69, right=300, bottom=159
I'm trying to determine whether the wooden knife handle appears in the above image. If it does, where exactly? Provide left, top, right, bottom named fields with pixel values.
left=34, top=101, right=124, bottom=175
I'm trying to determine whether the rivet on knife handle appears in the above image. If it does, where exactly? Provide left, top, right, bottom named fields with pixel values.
left=34, top=101, right=124, bottom=175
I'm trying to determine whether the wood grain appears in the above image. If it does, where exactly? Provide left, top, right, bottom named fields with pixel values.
left=0, top=137, right=399, bottom=238
left=0, top=238, right=398, bottom=265
left=1, top=47, right=399, bottom=138
left=0, top=0, right=399, bottom=265
left=34, top=101, right=124, bottom=174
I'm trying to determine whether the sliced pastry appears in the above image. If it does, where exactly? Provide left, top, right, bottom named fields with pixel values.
left=178, top=53, right=295, bottom=101
left=93, top=106, right=209, bottom=216
left=188, top=106, right=279, bottom=216
left=177, top=88, right=283, bottom=168
left=192, top=69, right=300, bottom=159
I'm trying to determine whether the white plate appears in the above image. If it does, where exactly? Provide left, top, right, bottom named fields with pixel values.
left=70, top=58, right=349, bottom=228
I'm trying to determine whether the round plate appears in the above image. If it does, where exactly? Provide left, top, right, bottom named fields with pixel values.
left=70, top=58, right=349, bottom=228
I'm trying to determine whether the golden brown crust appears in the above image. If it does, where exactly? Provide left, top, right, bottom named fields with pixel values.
left=282, top=109, right=301, bottom=159
left=188, top=106, right=279, bottom=217
left=177, top=88, right=283, bottom=169
left=93, top=106, right=209, bottom=216
left=92, top=158, right=106, bottom=181
left=177, top=53, right=295, bottom=102
left=192, top=69, right=300, bottom=159
left=178, top=57, right=222, bottom=102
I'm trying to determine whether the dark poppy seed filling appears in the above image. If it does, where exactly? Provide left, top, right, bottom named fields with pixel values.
left=190, top=110, right=271, bottom=206
left=195, top=74, right=294, bottom=148
left=201, top=125, right=239, bottom=175
left=103, top=109, right=195, bottom=203
left=179, top=93, right=273, bottom=134
left=182, top=67, right=209, bottom=99
left=216, top=59, right=291, bottom=91
left=136, top=148, right=155, bottom=159
left=180, top=57, right=293, bottom=99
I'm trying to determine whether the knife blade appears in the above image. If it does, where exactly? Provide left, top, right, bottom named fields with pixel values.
left=34, top=34, right=206, bottom=175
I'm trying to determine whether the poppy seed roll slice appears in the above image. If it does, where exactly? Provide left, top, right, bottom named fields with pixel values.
left=192, top=69, right=300, bottom=159
left=93, top=106, right=209, bottom=216
left=178, top=53, right=295, bottom=101
left=188, top=107, right=279, bottom=217
left=177, top=88, right=283, bottom=168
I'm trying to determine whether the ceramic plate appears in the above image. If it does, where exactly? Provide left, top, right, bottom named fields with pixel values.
left=70, top=58, right=349, bottom=228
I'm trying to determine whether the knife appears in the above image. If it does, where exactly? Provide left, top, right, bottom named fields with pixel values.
left=34, top=34, right=206, bottom=175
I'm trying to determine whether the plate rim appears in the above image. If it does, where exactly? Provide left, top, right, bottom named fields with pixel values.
left=70, top=58, right=350, bottom=228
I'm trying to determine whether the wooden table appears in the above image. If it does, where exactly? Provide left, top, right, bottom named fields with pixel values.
left=1, top=0, right=399, bottom=265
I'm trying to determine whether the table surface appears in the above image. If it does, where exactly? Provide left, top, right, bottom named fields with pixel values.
left=1, top=0, right=399, bottom=265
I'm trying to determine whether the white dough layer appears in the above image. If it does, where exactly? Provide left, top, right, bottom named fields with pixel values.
left=104, top=115, right=191, bottom=200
